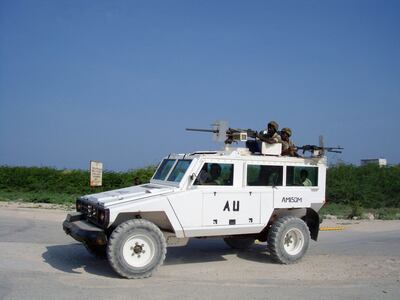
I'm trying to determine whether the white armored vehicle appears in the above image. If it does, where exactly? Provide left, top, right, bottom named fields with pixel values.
left=63, top=124, right=336, bottom=279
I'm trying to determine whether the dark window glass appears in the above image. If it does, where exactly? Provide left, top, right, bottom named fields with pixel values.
left=286, top=166, right=318, bottom=186
left=194, top=163, right=234, bottom=186
left=167, top=160, right=192, bottom=182
left=153, top=159, right=176, bottom=180
left=247, top=165, right=283, bottom=186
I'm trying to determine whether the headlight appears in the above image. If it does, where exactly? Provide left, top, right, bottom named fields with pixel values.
left=98, top=210, right=105, bottom=222
left=97, top=208, right=110, bottom=228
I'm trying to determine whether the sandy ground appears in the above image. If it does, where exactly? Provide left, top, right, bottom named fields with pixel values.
left=0, top=203, right=399, bottom=299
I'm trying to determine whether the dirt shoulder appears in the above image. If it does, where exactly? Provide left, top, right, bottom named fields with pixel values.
left=0, top=201, right=74, bottom=211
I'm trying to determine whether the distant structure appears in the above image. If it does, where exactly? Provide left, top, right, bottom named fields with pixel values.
left=361, top=158, right=387, bottom=167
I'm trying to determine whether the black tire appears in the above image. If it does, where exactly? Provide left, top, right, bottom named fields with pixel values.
left=107, top=219, right=167, bottom=279
left=267, top=216, right=310, bottom=264
left=84, top=243, right=107, bottom=259
left=224, top=236, right=255, bottom=250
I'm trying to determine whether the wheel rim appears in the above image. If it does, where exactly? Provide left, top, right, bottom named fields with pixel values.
left=283, top=228, right=304, bottom=256
left=122, top=234, right=156, bottom=268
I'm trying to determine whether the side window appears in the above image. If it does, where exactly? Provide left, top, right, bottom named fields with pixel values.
left=247, top=165, right=283, bottom=186
left=286, top=166, right=318, bottom=187
left=194, top=163, right=234, bottom=186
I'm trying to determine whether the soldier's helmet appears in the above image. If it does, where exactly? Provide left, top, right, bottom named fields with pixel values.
left=268, top=121, right=279, bottom=131
left=281, top=127, right=292, bottom=137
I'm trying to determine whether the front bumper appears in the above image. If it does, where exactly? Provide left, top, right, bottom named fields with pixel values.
left=62, top=212, right=107, bottom=245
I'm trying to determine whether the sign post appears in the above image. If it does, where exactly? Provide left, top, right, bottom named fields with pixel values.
left=90, top=161, right=103, bottom=187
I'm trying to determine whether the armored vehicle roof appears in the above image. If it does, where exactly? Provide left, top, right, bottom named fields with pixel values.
left=167, top=147, right=326, bottom=166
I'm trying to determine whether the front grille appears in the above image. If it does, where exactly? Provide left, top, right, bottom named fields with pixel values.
left=76, top=199, right=106, bottom=227
left=83, top=203, right=97, bottom=218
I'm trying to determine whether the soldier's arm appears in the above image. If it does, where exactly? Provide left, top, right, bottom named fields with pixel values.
left=257, top=132, right=280, bottom=144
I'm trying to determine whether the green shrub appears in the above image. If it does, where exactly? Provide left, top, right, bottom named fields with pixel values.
left=327, top=164, right=400, bottom=209
left=320, top=203, right=352, bottom=218
left=0, top=165, right=157, bottom=199
left=375, top=207, right=400, bottom=220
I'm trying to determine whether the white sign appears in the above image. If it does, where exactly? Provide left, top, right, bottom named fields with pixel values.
left=90, top=161, right=103, bottom=187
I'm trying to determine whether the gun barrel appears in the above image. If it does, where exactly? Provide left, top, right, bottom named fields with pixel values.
left=186, top=128, right=219, bottom=133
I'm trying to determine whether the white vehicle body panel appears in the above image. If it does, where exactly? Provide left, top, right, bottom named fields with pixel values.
left=84, top=184, right=175, bottom=207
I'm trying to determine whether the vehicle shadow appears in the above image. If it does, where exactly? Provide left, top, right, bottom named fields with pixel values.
left=43, top=240, right=276, bottom=277
left=42, top=243, right=119, bottom=279
left=164, top=238, right=275, bottom=265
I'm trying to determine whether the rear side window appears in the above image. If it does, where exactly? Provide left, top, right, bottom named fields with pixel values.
left=247, top=165, right=283, bottom=186
left=194, top=163, right=234, bottom=186
left=153, top=159, right=176, bottom=180
left=286, top=166, right=318, bottom=187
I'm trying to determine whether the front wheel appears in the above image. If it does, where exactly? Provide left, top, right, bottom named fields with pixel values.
left=107, top=219, right=167, bottom=279
left=267, top=216, right=310, bottom=264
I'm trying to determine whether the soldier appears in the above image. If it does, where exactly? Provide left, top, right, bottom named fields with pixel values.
left=300, top=169, right=312, bottom=186
left=246, top=121, right=281, bottom=153
left=208, top=163, right=223, bottom=185
left=257, top=121, right=282, bottom=144
left=280, top=127, right=299, bottom=157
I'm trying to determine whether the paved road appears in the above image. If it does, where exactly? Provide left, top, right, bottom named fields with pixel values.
left=0, top=205, right=399, bottom=300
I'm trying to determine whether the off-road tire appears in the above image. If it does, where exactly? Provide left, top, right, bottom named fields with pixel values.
left=224, top=236, right=255, bottom=250
left=107, top=219, right=167, bottom=279
left=84, top=243, right=107, bottom=259
left=267, top=216, right=310, bottom=264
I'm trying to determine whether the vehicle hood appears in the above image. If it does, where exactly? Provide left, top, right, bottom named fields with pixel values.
left=81, top=184, right=175, bottom=207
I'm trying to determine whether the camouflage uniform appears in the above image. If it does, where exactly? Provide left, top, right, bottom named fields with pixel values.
left=258, top=121, right=282, bottom=143
left=281, top=139, right=295, bottom=152
left=280, top=128, right=298, bottom=157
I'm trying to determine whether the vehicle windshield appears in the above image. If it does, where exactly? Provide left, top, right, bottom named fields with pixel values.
left=153, top=159, right=176, bottom=180
left=167, top=160, right=192, bottom=182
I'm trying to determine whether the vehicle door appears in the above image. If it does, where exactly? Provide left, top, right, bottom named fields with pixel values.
left=245, top=164, right=283, bottom=224
left=192, top=161, right=259, bottom=226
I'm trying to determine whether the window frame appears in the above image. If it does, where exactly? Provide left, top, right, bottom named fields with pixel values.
left=246, top=164, right=284, bottom=187
left=285, top=165, right=319, bottom=187
left=193, top=161, right=235, bottom=187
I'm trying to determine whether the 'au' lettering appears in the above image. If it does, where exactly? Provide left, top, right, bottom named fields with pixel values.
left=223, top=201, right=240, bottom=212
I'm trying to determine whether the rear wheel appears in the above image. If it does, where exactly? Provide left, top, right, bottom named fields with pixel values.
left=107, top=219, right=166, bottom=279
left=267, top=216, right=310, bottom=264
left=224, top=236, right=254, bottom=250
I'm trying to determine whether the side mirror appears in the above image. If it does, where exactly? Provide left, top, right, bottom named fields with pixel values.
left=190, top=173, right=197, bottom=181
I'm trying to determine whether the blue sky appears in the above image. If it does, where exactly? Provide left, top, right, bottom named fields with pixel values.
left=1, top=0, right=399, bottom=170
